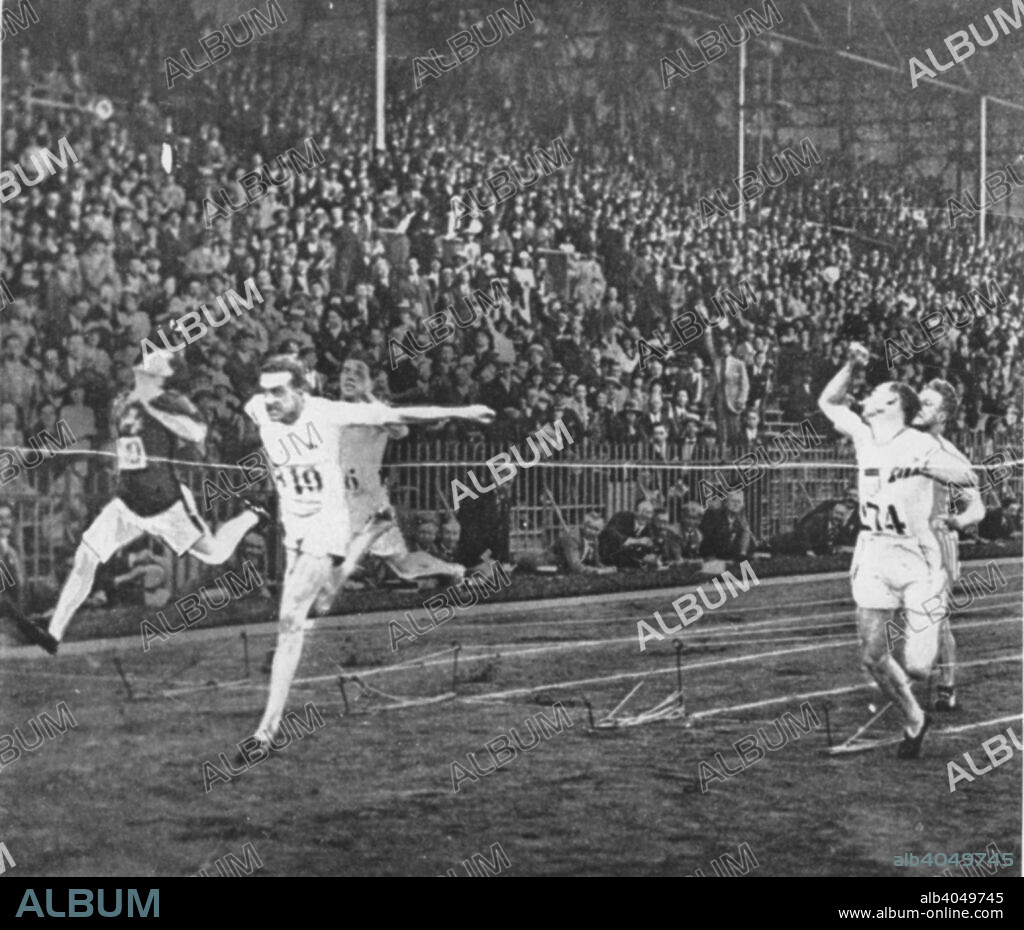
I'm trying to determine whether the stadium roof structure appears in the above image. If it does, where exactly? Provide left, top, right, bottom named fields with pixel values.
left=659, top=0, right=1024, bottom=109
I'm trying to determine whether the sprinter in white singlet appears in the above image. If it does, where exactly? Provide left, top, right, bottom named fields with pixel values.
left=914, top=379, right=986, bottom=713
left=818, top=344, right=979, bottom=759
left=312, top=355, right=466, bottom=614
left=240, top=356, right=493, bottom=755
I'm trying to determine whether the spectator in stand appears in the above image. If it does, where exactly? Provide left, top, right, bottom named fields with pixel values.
left=641, top=381, right=667, bottom=434
left=783, top=371, right=818, bottom=425
left=58, top=383, right=97, bottom=449
left=737, top=409, right=766, bottom=447
left=748, top=350, right=773, bottom=413
left=0, top=402, right=24, bottom=451
left=676, top=418, right=705, bottom=463
left=610, top=398, right=648, bottom=444
left=666, top=387, right=701, bottom=439
left=990, top=405, right=1021, bottom=447
left=567, top=382, right=591, bottom=434
left=715, top=342, right=750, bottom=446
left=648, top=422, right=674, bottom=462
left=550, top=392, right=584, bottom=441
left=2, top=334, right=38, bottom=419
left=679, top=357, right=709, bottom=419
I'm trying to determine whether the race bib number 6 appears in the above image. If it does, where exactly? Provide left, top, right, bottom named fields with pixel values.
left=116, top=436, right=148, bottom=471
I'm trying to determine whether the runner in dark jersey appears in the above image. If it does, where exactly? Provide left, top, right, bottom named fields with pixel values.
left=18, top=354, right=267, bottom=655
left=112, top=392, right=198, bottom=517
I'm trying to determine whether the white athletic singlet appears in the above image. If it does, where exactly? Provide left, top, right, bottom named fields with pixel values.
left=244, top=395, right=393, bottom=555
left=855, top=426, right=944, bottom=568
left=930, top=434, right=973, bottom=583
left=340, top=423, right=395, bottom=525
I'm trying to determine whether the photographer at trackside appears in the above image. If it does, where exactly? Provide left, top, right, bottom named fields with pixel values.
left=599, top=499, right=658, bottom=568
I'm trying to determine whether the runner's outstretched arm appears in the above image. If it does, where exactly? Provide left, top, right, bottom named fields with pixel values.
left=818, top=343, right=871, bottom=443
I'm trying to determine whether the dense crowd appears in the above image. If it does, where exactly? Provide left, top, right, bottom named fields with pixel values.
left=1, top=14, right=1021, bottom=500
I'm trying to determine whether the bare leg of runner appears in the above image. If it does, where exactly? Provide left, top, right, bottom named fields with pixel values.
left=936, top=618, right=956, bottom=690
left=254, top=549, right=335, bottom=742
left=857, top=607, right=925, bottom=736
left=47, top=545, right=104, bottom=642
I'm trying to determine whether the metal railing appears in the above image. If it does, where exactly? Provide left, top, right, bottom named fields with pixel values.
left=2, top=434, right=1017, bottom=594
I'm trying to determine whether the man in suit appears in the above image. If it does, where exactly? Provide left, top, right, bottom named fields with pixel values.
left=651, top=508, right=687, bottom=565
left=737, top=408, right=766, bottom=447
left=0, top=503, right=29, bottom=634
left=701, top=490, right=753, bottom=561
left=679, top=357, right=708, bottom=416
left=676, top=502, right=705, bottom=559
left=475, top=358, right=517, bottom=441
left=772, top=498, right=859, bottom=556
left=610, top=398, right=648, bottom=444
left=332, top=209, right=365, bottom=296
left=715, top=342, right=750, bottom=446
left=397, top=256, right=433, bottom=317
left=599, top=499, right=657, bottom=568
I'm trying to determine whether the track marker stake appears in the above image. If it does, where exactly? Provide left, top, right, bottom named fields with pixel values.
left=674, top=641, right=684, bottom=708
left=337, top=675, right=350, bottom=715
left=451, top=641, right=461, bottom=694
left=113, top=657, right=134, bottom=702
left=583, top=697, right=596, bottom=731
left=241, top=631, right=250, bottom=678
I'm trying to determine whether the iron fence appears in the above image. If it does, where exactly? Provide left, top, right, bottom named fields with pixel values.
left=1, top=433, right=1018, bottom=595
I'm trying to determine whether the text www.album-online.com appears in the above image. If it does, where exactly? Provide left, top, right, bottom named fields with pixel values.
left=837, top=907, right=1004, bottom=919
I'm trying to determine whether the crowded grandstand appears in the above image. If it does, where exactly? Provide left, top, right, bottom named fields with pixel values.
left=2, top=1, right=1021, bottom=607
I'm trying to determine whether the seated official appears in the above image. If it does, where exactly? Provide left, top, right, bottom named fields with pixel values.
left=651, top=508, right=686, bottom=565
left=772, top=498, right=858, bottom=556
left=979, top=494, right=1022, bottom=541
left=599, top=499, right=658, bottom=568
left=553, top=512, right=607, bottom=573
left=0, top=502, right=27, bottom=622
left=701, top=490, right=753, bottom=561
left=676, top=502, right=705, bottom=559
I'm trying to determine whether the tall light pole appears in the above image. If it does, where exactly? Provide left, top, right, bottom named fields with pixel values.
left=376, top=0, right=386, bottom=151
left=979, top=94, right=987, bottom=246
left=738, top=40, right=747, bottom=224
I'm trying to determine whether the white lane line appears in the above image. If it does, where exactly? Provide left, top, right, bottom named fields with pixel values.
left=461, top=615, right=1021, bottom=703
left=155, top=604, right=1023, bottom=698
left=433, top=562, right=1023, bottom=632
left=313, top=565, right=1022, bottom=634
left=4, top=560, right=1017, bottom=659
left=403, top=595, right=1018, bottom=663
left=689, top=654, right=1023, bottom=721
left=937, top=714, right=1022, bottom=735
